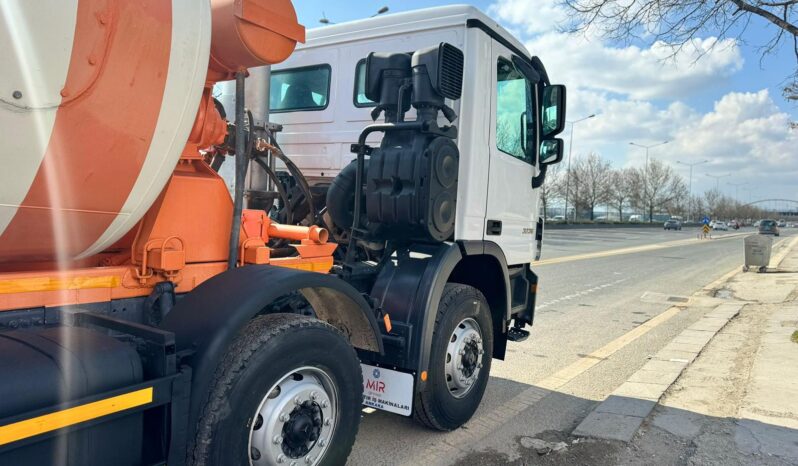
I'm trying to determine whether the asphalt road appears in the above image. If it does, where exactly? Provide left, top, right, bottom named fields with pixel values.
left=347, top=227, right=798, bottom=465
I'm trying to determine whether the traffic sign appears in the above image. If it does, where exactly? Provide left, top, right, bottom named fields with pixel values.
left=702, top=216, right=711, bottom=225
left=703, top=225, right=711, bottom=234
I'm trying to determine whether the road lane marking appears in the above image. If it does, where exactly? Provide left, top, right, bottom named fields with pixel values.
left=538, top=277, right=629, bottom=311
left=536, top=232, right=748, bottom=266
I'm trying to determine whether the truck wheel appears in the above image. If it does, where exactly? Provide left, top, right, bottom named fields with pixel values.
left=413, top=284, right=493, bottom=431
left=190, top=314, right=362, bottom=466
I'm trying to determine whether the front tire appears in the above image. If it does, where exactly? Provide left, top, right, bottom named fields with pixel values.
left=190, top=314, right=363, bottom=466
left=413, top=284, right=493, bottom=431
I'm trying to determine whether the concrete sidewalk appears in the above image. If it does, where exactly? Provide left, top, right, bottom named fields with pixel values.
left=576, top=235, right=798, bottom=465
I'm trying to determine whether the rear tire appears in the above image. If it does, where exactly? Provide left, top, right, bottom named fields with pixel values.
left=413, top=284, right=493, bottom=431
left=189, top=314, right=363, bottom=466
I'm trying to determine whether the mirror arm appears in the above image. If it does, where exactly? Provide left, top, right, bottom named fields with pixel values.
left=532, top=164, right=547, bottom=189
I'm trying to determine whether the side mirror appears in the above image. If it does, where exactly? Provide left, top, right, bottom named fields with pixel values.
left=540, top=138, right=564, bottom=165
left=542, top=84, right=566, bottom=138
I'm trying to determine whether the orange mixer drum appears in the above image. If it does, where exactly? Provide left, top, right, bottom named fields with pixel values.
left=0, top=0, right=303, bottom=264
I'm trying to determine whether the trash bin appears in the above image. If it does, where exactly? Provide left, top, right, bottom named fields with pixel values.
left=744, top=234, right=772, bottom=272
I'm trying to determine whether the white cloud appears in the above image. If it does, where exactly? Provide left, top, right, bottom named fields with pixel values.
left=527, top=32, right=743, bottom=100
left=488, top=0, right=567, bottom=35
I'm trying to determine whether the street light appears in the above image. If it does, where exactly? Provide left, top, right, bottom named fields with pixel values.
left=728, top=181, right=747, bottom=202
left=706, top=173, right=731, bottom=191
left=321, top=6, right=389, bottom=24
left=372, top=6, right=389, bottom=17
left=677, top=159, right=709, bottom=222
left=629, top=140, right=669, bottom=222
left=563, top=113, right=597, bottom=222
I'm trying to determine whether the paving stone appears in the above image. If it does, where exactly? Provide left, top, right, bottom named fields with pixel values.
left=573, top=411, right=645, bottom=442
left=612, top=381, right=669, bottom=401
left=594, top=395, right=656, bottom=418
left=628, top=369, right=682, bottom=386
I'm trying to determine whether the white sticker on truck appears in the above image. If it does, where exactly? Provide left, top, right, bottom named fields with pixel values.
left=360, top=364, right=414, bottom=416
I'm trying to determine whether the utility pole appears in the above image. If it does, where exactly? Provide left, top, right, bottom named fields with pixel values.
left=563, top=114, right=596, bottom=222
left=630, top=140, right=669, bottom=222
left=706, top=173, right=731, bottom=191
left=677, top=159, right=708, bottom=222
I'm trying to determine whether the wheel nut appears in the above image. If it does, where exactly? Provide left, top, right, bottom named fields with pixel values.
left=277, top=454, right=285, bottom=463
left=319, top=439, right=327, bottom=447
left=305, top=456, right=313, bottom=464
left=478, top=362, right=483, bottom=369
left=280, top=413, right=290, bottom=422
left=459, top=349, right=465, bottom=356
left=479, top=348, right=484, bottom=355
left=311, top=391, right=318, bottom=400
left=324, top=419, right=332, bottom=426
left=291, top=462, right=298, bottom=466
left=295, top=396, right=302, bottom=405
left=273, top=435, right=283, bottom=444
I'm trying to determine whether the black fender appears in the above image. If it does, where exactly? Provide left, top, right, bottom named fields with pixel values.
left=160, top=265, right=383, bottom=438
left=367, top=241, right=510, bottom=389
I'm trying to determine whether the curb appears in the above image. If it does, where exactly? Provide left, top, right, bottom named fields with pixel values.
left=572, top=303, right=743, bottom=441
left=573, top=234, right=798, bottom=442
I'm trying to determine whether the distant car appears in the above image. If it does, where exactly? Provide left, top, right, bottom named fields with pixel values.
left=753, top=220, right=761, bottom=228
left=713, top=221, right=728, bottom=231
left=759, top=219, right=780, bottom=236
left=629, top=215, right=643, bottom=223
left=728, top=220, right=740, bottom=230
left=778, top=220, right=787, bottom=228
left=664, top=219, right=682, bottom=230
left=551, top=215, right=565, bottom=221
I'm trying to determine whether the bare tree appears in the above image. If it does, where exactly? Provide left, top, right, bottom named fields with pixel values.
left=704, top=188, right=723, bottom=217
left=632, top=159, right=686, bottom=221
left=540, top=163, right=563, bottom=219
left=564, top=0, right=798, bottom=102
left=572, top=153, right=612, bottom=220
left=607, top=168, right=635, bottom=221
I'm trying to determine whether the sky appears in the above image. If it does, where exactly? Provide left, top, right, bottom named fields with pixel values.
left=292, top=0, right=797, bottom=203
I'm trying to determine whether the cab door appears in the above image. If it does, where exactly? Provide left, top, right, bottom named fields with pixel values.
left=484, top=42, right=540, bottom=266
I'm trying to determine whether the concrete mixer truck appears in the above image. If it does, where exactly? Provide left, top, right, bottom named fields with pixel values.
left=0, top=1, right=566, bottom=465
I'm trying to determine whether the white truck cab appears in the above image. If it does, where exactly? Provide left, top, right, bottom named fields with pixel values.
left=216, top=5, right=566, bottom=432
left=268, top=5, right=564, bottom=266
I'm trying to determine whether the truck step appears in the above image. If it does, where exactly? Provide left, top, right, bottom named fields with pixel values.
left=507, top=327, right=530, bottom=342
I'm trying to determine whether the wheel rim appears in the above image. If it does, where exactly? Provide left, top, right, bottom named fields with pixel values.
left=444, top=317, right=484, bottom=399
left=248, top=367, right=338, bottom=466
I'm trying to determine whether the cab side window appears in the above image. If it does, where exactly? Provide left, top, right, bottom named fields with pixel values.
left=270, top=64, right=332, bottom=113
left=496, top=58, right=535, bottom=164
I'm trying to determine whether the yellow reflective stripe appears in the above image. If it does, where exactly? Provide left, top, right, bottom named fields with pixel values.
left=0, top=275, right=121, bottom=295
left=0, top=387, right=153, bottom=446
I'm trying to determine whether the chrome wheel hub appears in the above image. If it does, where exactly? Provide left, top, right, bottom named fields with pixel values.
left=249, top=367, right=337, bottom=466
left=444, top=317, right=484, bottom=398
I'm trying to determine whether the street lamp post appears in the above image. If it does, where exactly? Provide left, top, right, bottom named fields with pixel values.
left=706, top=173, right=731, bottom=191
left=321, top=6, right=389, bottom=24
left=728, top=181, right=746, bottom=202
left=630, top=140, right=669, bottom=222
left=677, top=159, right=709, bottom=222
left=563, top=114, right=596, bottom=223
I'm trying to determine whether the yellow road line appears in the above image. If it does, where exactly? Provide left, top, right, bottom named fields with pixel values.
left=536, top=232, right=748, bottom=267
left=537, top=306, right=683, bottom=390
left=538, top=234, right=798, bottom=392
left=0, top=387, right=153, bottom=446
